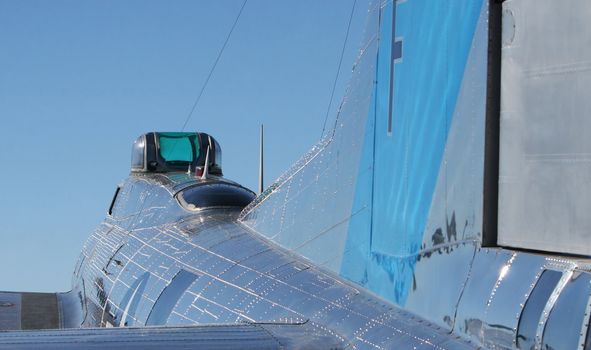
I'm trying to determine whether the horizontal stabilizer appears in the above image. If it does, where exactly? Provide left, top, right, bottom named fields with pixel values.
left=0, top=322, right=348, bottom=350
left=0, top=292, right=59, bottom=331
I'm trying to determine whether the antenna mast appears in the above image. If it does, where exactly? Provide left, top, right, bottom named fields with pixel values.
left=201, top=146, right=210, bottom=180
left=259, top=124, right=264, bottom=194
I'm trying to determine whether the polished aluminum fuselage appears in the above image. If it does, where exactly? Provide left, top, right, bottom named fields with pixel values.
left=67, top=173, right=472, bottom=349
left=4, top=0, right=591, bottom=348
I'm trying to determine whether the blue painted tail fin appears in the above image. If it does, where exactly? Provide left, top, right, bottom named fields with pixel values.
left=241, top=0, right=491, bottom=328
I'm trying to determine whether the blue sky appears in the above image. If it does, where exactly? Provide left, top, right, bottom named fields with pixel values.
left=0, top=0, right=368, bottom=292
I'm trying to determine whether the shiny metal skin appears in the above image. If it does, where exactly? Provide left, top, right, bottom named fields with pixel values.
left=499, top=0, right=591, bottom=256
left=0, top=323, right=348, bottom=350
left=64, top=173, right=474, bottom=349
left=241, top=0, right=492, bottom=313
left=3, top=0, right=591, bottom=349
left=239, top=0, right=591, bottom=348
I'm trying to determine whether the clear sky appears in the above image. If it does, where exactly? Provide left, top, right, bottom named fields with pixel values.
left=0, top=0, right=369, bottom=292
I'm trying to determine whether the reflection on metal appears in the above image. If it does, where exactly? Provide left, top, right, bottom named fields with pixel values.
left=405, top=242, right=476, bottom=331
left=146, top=270, right=198, bottom=326
left=0, top=323, right=349, bottom=350
left=241, top=0, right=489, bottom=314
left=241, top=0, right=381, bottom=279
left=118, top=272, right=150, bottom=327
left=516, top=270, right=562, bottom=350
left=236, top=0, right=591, bottom=346
left=541, top=272, right=591, bottom=350
left=54, top=172, right=476, bottom=349
left=483, top=254, right=545, bottom=349
left=534, top=269, right=574, bottom=350
left=2, top=0, right=591, bottom=349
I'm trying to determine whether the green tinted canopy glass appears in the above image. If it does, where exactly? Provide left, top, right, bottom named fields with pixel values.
left=158, top=133, right=200, bottom=163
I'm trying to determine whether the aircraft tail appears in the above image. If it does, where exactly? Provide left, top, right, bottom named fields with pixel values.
left=241, top=0, right=591, bottom=332
left=241, top=0, right=490, bottom=309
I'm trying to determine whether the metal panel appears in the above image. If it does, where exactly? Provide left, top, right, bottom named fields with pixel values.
left=145, top=270, right=198, bottom=326
left=0, top=293, right=20, bottom=331
left=18, top=0, right=591, bottom=348
left=481, top=252, right=546, bottom=349
left=66, top=170, right=477, bottom=349
left=499, top=0, right=591, bottom=255
left=541, top=272, right=591, bottom=350
left=454, top=249, right=514, bottom=343
left=241, top=0, right=490, bottom=320
left=405, top=243, right=477, bottom=331
left=0, top=323, right=347, bottom=350
left=516, top=269, right=562, bottom=350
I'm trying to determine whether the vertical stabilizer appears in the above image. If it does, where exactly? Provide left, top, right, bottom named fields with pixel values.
left=241, top=0, right=491, bottom=329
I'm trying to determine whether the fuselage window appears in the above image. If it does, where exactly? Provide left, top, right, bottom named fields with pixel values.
left=108, top=186, right=121, bottom=216
left=178, top=183, right=255, bottom=211
left=516, top=270, right=562, bottom=349
left=109, top=183, right=148, bottom=220
left=542, top=271, right=591, bottom=350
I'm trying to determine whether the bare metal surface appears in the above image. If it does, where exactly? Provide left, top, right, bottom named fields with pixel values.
left=20, top=293, right=59, bottom=330
left=239, top=0, right=382, bottom=274
left=405, top=243, right=477, bottom=331
left=0, top=323, right=347, bottom=350
left=55, top=173, right=475, bottom=349
left=0, top=293, right=59, bottom=331
left=480, top=253, right=544, bottom=349
left=4, top=0, right=591, bottom=349
left=0, top=293, right=20, bottom=331
left=61, top=170, right=591, bottom=349
left=499, top=0, right=591, bottom=255
left=455, top=249, right=515, bottom=344
left=240, top=0, right=491, bottom=327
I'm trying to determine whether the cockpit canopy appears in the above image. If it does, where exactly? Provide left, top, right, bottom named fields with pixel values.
left=131, top=132, right=222, bottom=175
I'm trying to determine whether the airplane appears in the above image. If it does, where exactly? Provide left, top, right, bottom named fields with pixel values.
left=1, top=0, right=591, bottom=349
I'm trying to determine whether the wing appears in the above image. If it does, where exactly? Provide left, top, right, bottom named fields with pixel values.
left=0, top=292, right=60, bottom=330
left=0, top=322, right=346, bottom=350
